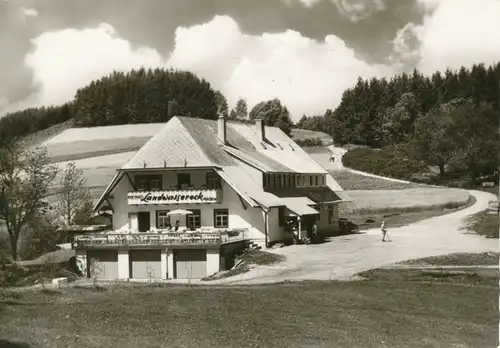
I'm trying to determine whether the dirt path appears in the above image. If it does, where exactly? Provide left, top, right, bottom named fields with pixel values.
left=207, top=190, right=498, bottom=285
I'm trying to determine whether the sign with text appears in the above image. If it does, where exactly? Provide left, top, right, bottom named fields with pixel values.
left=127, top=189, right=220, bottom=205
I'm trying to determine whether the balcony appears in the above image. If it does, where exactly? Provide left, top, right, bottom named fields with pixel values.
left=73, top=228, right=250, bottom=249
left=127, top=189, right=222, bottom=205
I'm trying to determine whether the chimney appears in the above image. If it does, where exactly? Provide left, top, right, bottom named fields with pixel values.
left=256, top=118, right=265, bottom=141
left=218, top=114, right=227, bottom=144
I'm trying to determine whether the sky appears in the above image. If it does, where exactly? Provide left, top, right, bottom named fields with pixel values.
left=0, top=0, right=499, bottom=120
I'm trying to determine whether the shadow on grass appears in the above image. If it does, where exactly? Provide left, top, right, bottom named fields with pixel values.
left=463, top=210, right=499, bottom=239
left=73, top=284, right=107, bottom=292
left=0, top=340, right=32, bottom=348
left=39, top=288, right=63, bottom=295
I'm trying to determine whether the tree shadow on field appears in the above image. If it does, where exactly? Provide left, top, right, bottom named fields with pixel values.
left=0, top=340, right=32, bottom=348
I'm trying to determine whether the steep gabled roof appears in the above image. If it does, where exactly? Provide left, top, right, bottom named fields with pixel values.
left=122, top=117, right=219, bottom=169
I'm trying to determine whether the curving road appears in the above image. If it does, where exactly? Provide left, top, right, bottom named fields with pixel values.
left=208, top=190, right=498, bottom=285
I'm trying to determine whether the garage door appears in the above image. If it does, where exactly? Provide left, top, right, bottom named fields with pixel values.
left=87, top=250, right=118, bottom=280
left=129, top=250, right=162, bottom=279
left=175, top=249, right=207, bottom=279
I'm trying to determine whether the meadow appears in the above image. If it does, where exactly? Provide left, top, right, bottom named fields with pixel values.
left=1, top=273, right=497, bottom=348
left=343, top=187, right=472, bottom=215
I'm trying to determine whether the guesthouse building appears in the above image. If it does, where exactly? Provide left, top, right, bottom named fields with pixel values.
left=74, top=116, right=348, bottom=280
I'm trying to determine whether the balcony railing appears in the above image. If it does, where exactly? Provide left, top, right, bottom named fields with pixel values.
left=73, top=228, right=249, bottom=248
left=127, top=189, right=222, bottom=205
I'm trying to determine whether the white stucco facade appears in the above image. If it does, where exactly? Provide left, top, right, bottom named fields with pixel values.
left=109, top=170, right=270, bottom=243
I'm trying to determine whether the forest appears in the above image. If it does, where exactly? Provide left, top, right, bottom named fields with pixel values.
left=0, top=68, right=294, bottom=144
left=0, top=63, right=498, bottom=186
left=299, top=63, right=500, bottom=185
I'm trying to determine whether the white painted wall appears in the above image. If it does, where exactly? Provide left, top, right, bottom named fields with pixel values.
left=110, top=170, right=267, bottom=242
left=266, top=208, right=286, bottom=242
left=117, top=250, right=129, bottom=279
left=206, top=248, right=220, bottom=276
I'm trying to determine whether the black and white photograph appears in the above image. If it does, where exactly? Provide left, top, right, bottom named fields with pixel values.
left=0, top=0, right=499, bottom=347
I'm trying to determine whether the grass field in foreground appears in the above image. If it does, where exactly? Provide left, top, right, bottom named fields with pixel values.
left=1, top=277, right=497, bottom=348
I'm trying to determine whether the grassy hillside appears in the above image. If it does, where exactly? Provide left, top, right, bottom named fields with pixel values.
left=290, top=128, right=333, bottom=146
left=21, top=119, right=75, bottom=148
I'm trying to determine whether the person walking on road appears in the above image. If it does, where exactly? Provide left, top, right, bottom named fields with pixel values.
left=381, top=220, right=389, bottom=242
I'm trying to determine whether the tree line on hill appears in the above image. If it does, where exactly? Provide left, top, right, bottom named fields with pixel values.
left=1, top=64, right=498, bottom=185
left=0, top=68, right=296, bottom=144
left=301, top=63, right=500, bottom=185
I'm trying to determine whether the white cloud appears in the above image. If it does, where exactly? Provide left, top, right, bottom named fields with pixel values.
left=167, top=15, right=394, bottom=118
left=394, top=0, right=500, bottom=75
left=19, top=7, right=38, bottom=19
left=4, top=0, right=500, bottom=120
left=23, top=23, right=164, bottom=107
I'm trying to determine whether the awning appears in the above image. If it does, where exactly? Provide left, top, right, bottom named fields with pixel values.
left=280, top=197, right=320, bottom=216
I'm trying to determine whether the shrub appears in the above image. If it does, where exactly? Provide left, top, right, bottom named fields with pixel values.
left=342, top=145, right=428, bottom=180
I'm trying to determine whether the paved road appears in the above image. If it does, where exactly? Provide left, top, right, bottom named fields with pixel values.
left=209, top=190, right=498, bottom=285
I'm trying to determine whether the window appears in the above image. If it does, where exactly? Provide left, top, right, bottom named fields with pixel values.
left=303, top=175, right=309, bottom=187
left=314, top=175, right=319, bottom=187
left=187, top=209, right=201, bottom=230
left=177, top=173, right=191, bottom=189
left=276, top=174, right=282, bottom=187
left=156, top=210, right=171, bottom=229
left=278, top=206, right=285, bottom=227
left=150, top=178, right=162, bottom=191
left=214, top=209, right=229, bottom=228
left=286, top=174, right=291, bottom=188
left=282, top=175, right=286, bottom=187
left=309, top=175, right=314, bottom=187
left=135, top=175, right=162, bottom=191
left=297, top=175, right=302, bottom=187
left=321, top=175, right=325, bottom=186
left=206, top=172, right=221, bottom=189
left=263, top=173, right=268, bottom=188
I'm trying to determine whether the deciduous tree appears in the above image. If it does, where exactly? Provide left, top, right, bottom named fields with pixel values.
left=54, top=162, right=92, bottom=228
left=249, top=98, right=294, bottom=136
left=0, top=144, right=59, bottom=261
